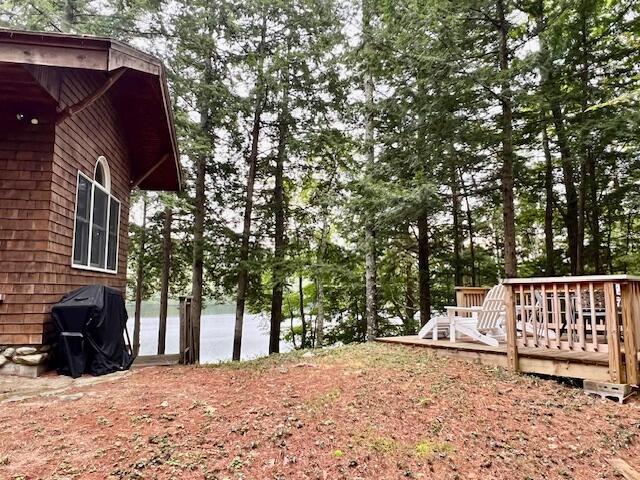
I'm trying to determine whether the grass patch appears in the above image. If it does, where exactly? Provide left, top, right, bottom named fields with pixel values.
left=306, top=387, right=342, bottom=413
left=415, top=439, right=455, bottom=457
left=200, top=342, right=439, bottom=375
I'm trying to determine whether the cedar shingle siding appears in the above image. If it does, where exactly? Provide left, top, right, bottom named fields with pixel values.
left=0, top=68, right=130, bottom=345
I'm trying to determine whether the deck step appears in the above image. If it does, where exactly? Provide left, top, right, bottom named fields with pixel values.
left=132, top=354, right=181, bottom=367
left=583, top=380, right=635, bottom=404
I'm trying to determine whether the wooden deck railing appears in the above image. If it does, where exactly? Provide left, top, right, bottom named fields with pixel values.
left=503, top=275, right=640, bottom=384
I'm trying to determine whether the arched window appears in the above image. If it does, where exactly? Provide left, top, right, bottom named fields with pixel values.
left=72, top=156, right=121, bottom=273
left=94, top=156, right=110, bottom=190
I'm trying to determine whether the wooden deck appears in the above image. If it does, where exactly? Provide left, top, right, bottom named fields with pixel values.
left=132, top=354, right=181, bottom=367
left=377, top=336, right=612, bottom=382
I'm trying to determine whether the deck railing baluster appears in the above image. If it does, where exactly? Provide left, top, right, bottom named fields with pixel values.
left=576, top=283, right=586, bottom=350
left=564, top=284, right=573, bottom=350
left=541, top=285, right=549, bottom=348
left=530, top=285, right=538, bottom=347
left=519, top=285, right=526, bottom=347
left=553, top=285, right=561, bottom=349
left=589, top=283, right=598, bottom=351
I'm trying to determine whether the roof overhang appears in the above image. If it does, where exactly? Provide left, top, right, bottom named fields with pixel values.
left=0, top=29, right=181, bottom=192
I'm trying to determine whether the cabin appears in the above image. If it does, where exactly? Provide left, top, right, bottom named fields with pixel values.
left=0, top=29, right=181, bottom=375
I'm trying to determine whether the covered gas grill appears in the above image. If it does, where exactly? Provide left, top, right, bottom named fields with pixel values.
left=52, top=285, right=134, bottom=378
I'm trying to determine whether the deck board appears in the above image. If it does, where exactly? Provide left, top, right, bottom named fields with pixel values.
left=132, top=354, right=180, bottom=367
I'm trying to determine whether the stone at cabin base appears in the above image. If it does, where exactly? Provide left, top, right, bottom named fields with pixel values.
left=15, top=347, right=38, bottom=356
left=13, top=353, right=48, bottom=366
left=0, top=362, right=49, bottom=379
left=0, top=345, right=53, bottom=378
left=2, top=348, right=15, bottom=358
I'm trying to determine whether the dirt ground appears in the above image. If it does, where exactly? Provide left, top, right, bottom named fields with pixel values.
left=0, top=343, right=639, bottom=480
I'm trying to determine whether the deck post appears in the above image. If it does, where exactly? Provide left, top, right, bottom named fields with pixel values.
left=621, top=282, right=639, bottom=385
left=504, top=284, right=519, bottom=372
left=179, top=296, right=194, bottom=365
left=604, top=282, right=624, bottom=383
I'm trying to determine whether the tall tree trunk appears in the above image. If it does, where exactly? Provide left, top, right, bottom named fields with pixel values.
left=417, top=216, right=431, bottom=325
left=589, top=155, right=601, bottom=273
left=62, top=0, right=78, bottom=31
left=190, top=152, right=205, bottom=364
left=578, top=0, right=600, bottom=274
left=233, top=16, right=267, bottom=361
left=299, top=275, right=306, bottom=348
left=451, top=162, right=463, bottom=286
left=315, top=279, right=325, bottom=347
left=404, top=260, right=416, bottom=334
left=363, top=0, right=378, bottom=341
left=133, top=196, right=147, bottom=358
left=459, top=170, right=477, bottom=286
left=541, top=112, right=556, bottom=276
left=157, top=203, right=172, bottom=355
left=315, top=216, right=329, bottom=348
left=536, top=2, right=579, bottom=274
left=624, top=212, right=632, bottom=274
left=190, top=39, right=217, bottom=365
left=497, top=0, right=517, bottom=278
left=269, top=68, right=290, bottom=355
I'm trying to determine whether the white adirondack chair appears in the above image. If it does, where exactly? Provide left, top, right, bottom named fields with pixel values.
left=417, top=284, right=506, bottom=347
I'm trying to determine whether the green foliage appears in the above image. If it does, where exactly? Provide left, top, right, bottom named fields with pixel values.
left=5, top=0, right=640, bottom=350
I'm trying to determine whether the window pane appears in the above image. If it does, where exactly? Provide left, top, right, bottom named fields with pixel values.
left=73, top=176, right=91, bottom=265
left=95, top=162, right=105, bottom=187
left=107, top=198, right=120, bottom=271
left=90, top=187, right=108, bottom=268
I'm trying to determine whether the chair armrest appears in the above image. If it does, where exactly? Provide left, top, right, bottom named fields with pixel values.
left=445, top=306, right=482, bottom=313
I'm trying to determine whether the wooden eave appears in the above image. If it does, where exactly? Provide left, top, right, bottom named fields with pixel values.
left=0, top=28, right=181, bottom=192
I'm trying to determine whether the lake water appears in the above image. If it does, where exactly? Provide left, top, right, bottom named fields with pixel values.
left=126, top=313, right=294, bottom=363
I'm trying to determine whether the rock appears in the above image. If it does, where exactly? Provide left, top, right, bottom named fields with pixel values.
left=302, top=351, right=315, bottom=358
left=0, top=346, right=6, bottom=353
left=0, top=356, right=6, bottom=367
left=2, top=347, right=15, bottom=358
left=15, top=346, right=37, bottom=356
left=58, top=393, right=84, bottom=402
left=38, top=344, right=52, bottom=353
left=13, top=353, right=48, bottom=366
left=160, top=400, right=169, bottom=408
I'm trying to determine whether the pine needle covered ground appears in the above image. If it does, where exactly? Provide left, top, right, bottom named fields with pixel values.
left=1, top=343, right=639, bottom=479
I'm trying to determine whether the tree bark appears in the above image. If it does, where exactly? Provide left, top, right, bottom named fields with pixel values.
left=451, top=162, right=463, bottom=286
left=417, top=216, right=431, bottom=325
left=233, top=16, right=267, bottom=361
left=578, top=1, right=601, bottom=274
left=269, top=68, right=290, bottom=355
left=133, top=195, right=147, bottom=358
left=157, top=203, right=172, bottom=355
left=541, top=112, right=556, bottom=276
left=536, top=1, right=579, bottom=274
left=315, top=215, right=329, bottom=348
left=62, top=0, right=79, bottom=31
left=299, top=275, right=307, bottom=348
left=497, top=0, right=517, bottom=278
left=190, top=152, right=205, bottom=364
left=404, top=260, right=416, bottom=334
left=363, top=0, right=378, bottom=342
left=459, top=170, right=477, bottom=286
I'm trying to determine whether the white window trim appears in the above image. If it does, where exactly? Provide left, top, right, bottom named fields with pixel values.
left=71, top=169, right=121, bottom=275
left=95, top=155, right=111, bottom=191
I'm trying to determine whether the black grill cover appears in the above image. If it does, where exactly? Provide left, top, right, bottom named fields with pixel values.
left=52, top=285, right=134, bottom=378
